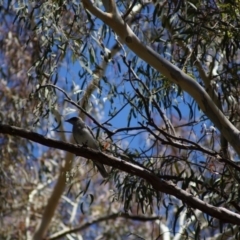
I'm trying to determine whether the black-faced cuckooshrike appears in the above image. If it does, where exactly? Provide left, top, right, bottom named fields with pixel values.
left=65, top=117, right=108, bottom=178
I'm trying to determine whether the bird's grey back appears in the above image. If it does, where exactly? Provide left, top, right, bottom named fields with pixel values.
left=72, top=121, right=99, bottom=150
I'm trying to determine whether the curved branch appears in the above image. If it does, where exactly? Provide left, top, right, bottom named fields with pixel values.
left=48, top=213, right=159, bottom=240
left=81, top=0, right=240, bottom=155
left=37, top=84, right=112, bottom=135
left=1, top=123, right=240, bottom=225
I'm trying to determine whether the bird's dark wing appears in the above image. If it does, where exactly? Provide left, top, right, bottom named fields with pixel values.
left=95, top=162, right=108, bottom=178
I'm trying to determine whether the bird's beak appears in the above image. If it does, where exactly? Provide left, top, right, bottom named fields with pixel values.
left=65, top=119, right=71, bottom=123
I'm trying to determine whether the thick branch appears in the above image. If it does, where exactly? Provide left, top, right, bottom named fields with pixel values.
left=1, top=123, right=240, bottom=225
left=81, top=0, right=240, bottom=155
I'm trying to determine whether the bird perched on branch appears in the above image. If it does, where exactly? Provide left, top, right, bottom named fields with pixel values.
left=65, top=117, right=108, bottom=178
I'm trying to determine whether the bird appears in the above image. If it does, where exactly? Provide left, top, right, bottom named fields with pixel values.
left=65, top=117, right=108, bottom=178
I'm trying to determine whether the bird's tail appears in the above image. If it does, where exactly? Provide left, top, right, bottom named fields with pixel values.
left=95, top=162, right=108, bottom=178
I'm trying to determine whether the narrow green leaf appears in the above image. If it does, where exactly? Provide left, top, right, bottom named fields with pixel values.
left=173, top=105, right=182, bottom=120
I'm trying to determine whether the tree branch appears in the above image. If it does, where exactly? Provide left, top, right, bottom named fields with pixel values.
left=48, top=213, right=160, bottom=240
left=1, top=123, right=240, bottom=225
left=81, top=0, right=240, bottom=155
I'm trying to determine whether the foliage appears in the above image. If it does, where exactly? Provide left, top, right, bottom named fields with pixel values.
left=1, top=0, right=240, bottom=239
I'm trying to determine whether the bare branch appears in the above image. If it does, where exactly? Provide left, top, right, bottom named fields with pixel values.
left=1, top=123, right=240, bottom=225
left=48, top=213, right=160, bottom=240
left=37, top=84, right=112, bottom=135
